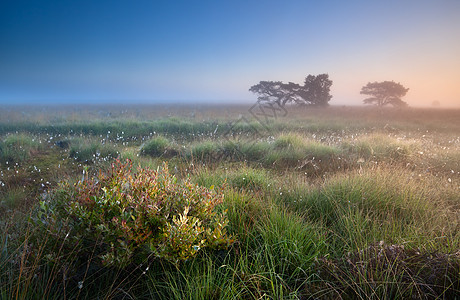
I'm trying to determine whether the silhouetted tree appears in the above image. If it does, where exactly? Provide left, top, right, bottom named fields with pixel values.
left=249, top=74, right=333, bottom=106
left=248, top=81, right=295, bottom=105
left=361, top=81, right=409, bottom=107
left=299, top=74, right=333, bottom=106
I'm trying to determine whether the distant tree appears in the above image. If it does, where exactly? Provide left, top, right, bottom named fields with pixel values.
left=299, top=74, right=333, bottom=106
left=248, top=81, right=294, bottom=105
left=360, top=81, right=409, bottom=107
left=249, top=74, right=333, bottom=106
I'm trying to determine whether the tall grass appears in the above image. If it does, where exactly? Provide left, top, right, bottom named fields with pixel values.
left=342, top=133, right=418, bottom=163
left=277, top=165, right=459, bottom=254
left=147, top=191, right=326, bottom=299
left=192, top=165, right=272, bottom=192
left=0, top=134, right=42, bottom=165
left=1, top=105, right=459, bottom=299
left=266, top=133, right=340, bottom=169
left=140, top=135, right=179, bottom=157
left=68, top=138, right=119, bottom=163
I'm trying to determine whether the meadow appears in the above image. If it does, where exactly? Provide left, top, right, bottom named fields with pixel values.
left=0, top=104, right=459, bottom=299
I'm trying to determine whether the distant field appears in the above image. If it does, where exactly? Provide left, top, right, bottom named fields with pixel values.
left=1, top=104, right=459, bottom=299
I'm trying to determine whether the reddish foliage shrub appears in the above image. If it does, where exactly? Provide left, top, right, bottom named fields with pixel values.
left=34, top=159, right=233, bottom=269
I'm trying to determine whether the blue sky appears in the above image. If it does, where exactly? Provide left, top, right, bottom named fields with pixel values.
left=1, top=0, right=459, bottom=106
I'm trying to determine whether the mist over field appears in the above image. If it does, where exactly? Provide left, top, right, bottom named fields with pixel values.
left=1, top=103, right=459, bottom=298
left=1, top=1, right=460, bottom=107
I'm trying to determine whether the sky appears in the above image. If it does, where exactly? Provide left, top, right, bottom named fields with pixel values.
left=1, top=0, right=459, bottom=107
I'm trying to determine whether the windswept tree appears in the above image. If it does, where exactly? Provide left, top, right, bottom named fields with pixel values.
left=249, top=74, right=333, bottom=106
left=298, top=74, right=333, bottom=106
left=248, top=81, right=295, bottom=105
left=361, top=81, right=409, bottom=107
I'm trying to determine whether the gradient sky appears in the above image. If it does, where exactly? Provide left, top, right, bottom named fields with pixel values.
left=1, top=0, right=459, bottom=107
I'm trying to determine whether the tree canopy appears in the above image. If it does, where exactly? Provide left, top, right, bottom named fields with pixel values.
left=249, top=74, right=332, bottom=106
left=361, top=81, right=409, bottom=107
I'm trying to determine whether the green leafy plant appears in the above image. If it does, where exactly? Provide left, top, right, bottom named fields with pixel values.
left=32, top=159, right=234, bottom=270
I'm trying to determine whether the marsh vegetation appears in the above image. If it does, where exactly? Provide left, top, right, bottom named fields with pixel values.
left=0, top=105, right=459, bottom=299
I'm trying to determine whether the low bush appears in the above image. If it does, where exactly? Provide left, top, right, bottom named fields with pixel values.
left=31, top=159, right=234, bottom=273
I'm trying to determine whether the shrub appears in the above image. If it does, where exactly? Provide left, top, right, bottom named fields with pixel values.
left=32, top=159, right=233, bottom=271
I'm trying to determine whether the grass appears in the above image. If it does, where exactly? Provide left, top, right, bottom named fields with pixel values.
left=266, top=133, right=340, bottom=170
left=192, top=165, right=272, bottom=192
left=140, top=135, right=178, bottom=157
left=0, top=104, right=459, bottom=299
left=0, top=187, right=28, bottom=211
left=342, top=133, right=418, bottom=163
left=0, top=134, right=42, bottom=165
left=68, top=137, right=119, bottom=163
left=188, top=140, right=220, bottom=161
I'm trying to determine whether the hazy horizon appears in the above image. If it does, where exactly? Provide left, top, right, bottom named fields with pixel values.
left=1, top=0, right=459, bottom=108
